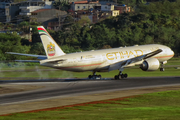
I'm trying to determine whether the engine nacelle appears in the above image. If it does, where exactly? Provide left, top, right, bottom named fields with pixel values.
left=140, top=58, right=160, bottom=71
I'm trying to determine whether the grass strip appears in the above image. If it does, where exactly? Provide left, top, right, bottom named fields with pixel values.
left=1, top=90, right=180, bottom=120
left=0, top=67, right=179, bottom=80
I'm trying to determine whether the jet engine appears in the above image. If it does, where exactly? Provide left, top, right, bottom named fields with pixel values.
left=140, top=58, right=160, bottom=71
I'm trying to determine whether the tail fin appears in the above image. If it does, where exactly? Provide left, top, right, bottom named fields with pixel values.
left=37, top=26, right=65, bottom=59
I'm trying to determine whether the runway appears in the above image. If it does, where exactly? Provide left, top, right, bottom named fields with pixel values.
left=0, top=76, right=180, bottom=105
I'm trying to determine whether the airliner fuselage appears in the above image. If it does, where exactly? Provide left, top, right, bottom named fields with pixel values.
left=40, top=44, right=174, bottom=72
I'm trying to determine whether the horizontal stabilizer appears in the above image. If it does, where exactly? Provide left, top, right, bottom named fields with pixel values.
left=40, top=59, right=67, bottom=64
left=6, top=52, right=47, bottom=60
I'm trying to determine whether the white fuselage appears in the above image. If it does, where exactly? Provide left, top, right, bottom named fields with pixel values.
left=40, top=44, right=174, bottom=72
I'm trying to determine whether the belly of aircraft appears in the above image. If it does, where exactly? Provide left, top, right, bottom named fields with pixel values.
left=57, top=61, right=104, bottom=72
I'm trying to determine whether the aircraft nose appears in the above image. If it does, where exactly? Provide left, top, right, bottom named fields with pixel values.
left=168, top=48, right=174, bottom=58
left=170, top=49, right=174, bottom=57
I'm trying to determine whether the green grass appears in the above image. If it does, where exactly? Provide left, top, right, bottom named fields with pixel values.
left=0, top=57, right=180, bottom=80
left=0, top=67, right=179, bottom=80
left=1, top=90, right=180, bottom=120
left=166, top=57, right=180, bottom=65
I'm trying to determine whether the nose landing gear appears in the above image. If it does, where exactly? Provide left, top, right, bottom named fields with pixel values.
left=160, top=68, right=165, bottom=71
left=160, top=62, right=165, bottom=71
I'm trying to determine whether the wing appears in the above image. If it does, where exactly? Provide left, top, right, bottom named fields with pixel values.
left=108, top=49, right=162, bottom=71
left=15, top=60, right=40, bottom=63
left=6, top=52, right=47, bottom=60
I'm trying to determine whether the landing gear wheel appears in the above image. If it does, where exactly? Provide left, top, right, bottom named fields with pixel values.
left=88, top=75, right=101, bottom=79
left=88, top=75, right=92, bottom=79
left=97, top=75, right=101, bottom=79
left=114, top=75, right=119, bottom=80
left=120, top=74, right=124, bottom=79
left=160, top=68, right=165, bottom=71
left=114, top=73, right=128, bottom=80
left=124, top=73, right=128, bottom=78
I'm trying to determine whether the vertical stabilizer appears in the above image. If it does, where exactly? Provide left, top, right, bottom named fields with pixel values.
left=37, top=26, right=65, bottom=58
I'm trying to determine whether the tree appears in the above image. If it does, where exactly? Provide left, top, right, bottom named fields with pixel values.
left=0, top=33, right=30, bottom=60
left=30, top=42, right=45, bottom=55
left=53, top=0, right=70, bottom=11
left=77, top=16, right=91, bottom=27
left=18, top=21, right=30, bottom=33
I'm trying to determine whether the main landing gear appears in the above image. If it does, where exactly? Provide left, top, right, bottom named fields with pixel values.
left=88, top=71, right=128, bottom=80
left=114, top=71, right=128, bottom=80
left=88, top=71, right=101, bottom=79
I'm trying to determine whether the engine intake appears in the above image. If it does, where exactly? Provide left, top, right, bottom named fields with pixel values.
left=140, top=58, right=160, bottom=71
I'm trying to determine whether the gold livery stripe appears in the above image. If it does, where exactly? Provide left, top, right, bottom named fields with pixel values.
left=155, top=55, right=174, bottom=59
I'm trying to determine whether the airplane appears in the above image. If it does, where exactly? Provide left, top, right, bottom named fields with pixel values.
left=6, top=26, right=174, bottom=79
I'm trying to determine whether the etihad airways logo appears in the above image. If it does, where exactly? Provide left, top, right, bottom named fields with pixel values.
left=47, top=42, right=55, bottom=56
